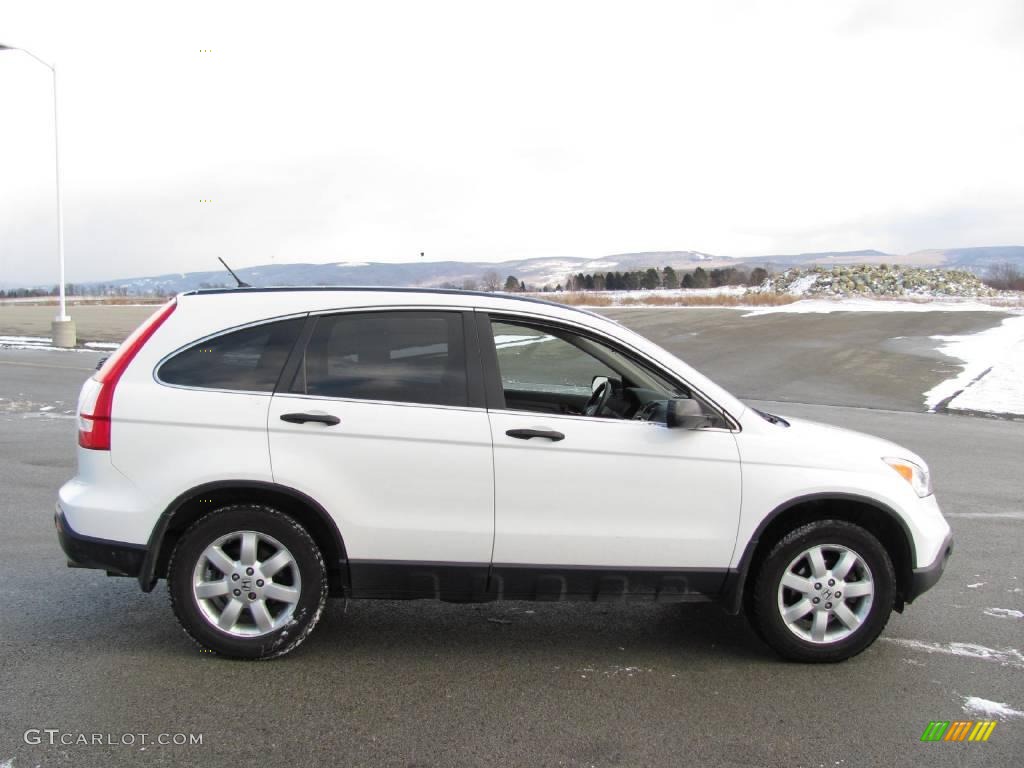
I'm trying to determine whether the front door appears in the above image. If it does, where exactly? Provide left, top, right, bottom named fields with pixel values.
left=482, top=314, right=742, bottom=600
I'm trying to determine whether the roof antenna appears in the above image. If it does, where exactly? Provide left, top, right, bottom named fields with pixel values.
left=218, top=257, right=251, bottom=288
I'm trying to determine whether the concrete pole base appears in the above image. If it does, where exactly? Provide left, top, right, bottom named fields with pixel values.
left=51, top=318, right=77, bottom=348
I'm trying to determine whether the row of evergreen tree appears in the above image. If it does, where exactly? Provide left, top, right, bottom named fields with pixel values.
left=2, top=266, right=773, bottom=299
left=506, top=265, right=770, bottom=292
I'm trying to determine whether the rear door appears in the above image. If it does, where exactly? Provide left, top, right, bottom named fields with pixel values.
left=267, top=309, right=494, bottom=600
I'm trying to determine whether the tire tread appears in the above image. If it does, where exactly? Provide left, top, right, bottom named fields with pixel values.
left=750, top=519, right=895, bottom=663
left=167, top=504, right=328, bottom=660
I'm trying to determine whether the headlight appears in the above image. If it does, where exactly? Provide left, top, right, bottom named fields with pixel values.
left=883, top=457, right=933, bottom=497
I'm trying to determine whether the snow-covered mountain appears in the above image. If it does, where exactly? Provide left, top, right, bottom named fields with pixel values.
left=10, top=246, right=1024, bottom=293
left=67, top=251, right=726, bottom=293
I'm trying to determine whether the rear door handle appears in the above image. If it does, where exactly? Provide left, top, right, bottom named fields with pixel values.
left=280, top=412, right=340, bottom=426
left=505, top=428, right=565, bottom=442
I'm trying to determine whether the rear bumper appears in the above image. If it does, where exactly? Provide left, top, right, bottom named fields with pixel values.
left=55, top=504, right=146, bottom=577
left=905, top=532, right=953, bottom=603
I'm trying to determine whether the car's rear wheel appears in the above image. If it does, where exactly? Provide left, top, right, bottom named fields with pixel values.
left=751, top=520, right=895, bottom=662
left=168, top=505, right=327, bottom=659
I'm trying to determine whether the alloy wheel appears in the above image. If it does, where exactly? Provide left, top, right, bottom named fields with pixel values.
left=776, top=543, right=875, bottom=644
left=191, top=530, right=302, bottom=637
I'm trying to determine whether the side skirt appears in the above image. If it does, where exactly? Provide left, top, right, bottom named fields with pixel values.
left=347, top=560, right=727, bottom=603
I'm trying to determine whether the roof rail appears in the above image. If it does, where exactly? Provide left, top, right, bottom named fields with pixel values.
left=180, top=285, right=609, bottom=320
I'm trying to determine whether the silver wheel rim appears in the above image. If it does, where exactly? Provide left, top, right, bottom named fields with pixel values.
left=777, top=544, right=874, bottom=644
left=192, top=530, right=301, bottom=638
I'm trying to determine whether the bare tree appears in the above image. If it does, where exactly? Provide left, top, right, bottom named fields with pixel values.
left=461, top=278, right=479, bottom=291
left=481, top=270, right=502, bottom=292
left=984, top=263, right=1024, bottom=291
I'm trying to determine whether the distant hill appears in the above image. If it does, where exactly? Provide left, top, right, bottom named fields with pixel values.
left=10, top=246, right=1024, bottom=293
left=742, top=249, right=895, bottom=266
left=910, top=246, right=1024, bottom=268
left=70, top=251, right=723, bottom=294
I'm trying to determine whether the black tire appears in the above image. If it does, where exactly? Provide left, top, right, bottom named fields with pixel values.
left=168, top=504, right=328, bottom=660
left=750, top=520, right=895, bottom=663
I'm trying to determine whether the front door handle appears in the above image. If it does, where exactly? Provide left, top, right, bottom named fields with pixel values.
left=506, top=428, right=565, bottom=442
left=280, top=412, right=340, bottom=426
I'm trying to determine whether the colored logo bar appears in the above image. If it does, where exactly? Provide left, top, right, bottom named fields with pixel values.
left=920, top=721, right=997, bottom=742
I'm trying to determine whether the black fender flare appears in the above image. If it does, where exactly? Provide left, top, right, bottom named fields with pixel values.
left=138, top=480, right=348, bottom=592
left=721, top=492, right=914, bottom=615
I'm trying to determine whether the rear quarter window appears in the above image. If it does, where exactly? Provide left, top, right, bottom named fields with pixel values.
left=157, top=317, right=304, bottom=392
left=291, top=311, right=468, bottom=407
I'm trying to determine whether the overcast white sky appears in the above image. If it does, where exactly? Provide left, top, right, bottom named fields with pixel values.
left=1, top=0, right=1022, bottom=285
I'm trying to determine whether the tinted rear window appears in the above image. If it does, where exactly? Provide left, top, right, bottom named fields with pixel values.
left=158, top=317, right=304, bottom=392
left=291, top=311, right=467, bottom=407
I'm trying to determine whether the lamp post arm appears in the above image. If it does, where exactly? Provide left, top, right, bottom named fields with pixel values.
left=17, top=47, right=55, bottom=71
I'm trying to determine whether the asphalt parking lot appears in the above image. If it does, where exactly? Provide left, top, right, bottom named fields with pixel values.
left=1, top=309, right=1022, bottom=767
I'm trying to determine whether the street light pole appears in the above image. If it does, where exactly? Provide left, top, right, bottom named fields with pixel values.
left=52, top=62, right=68, bottom=323
left=1, top=43, right=76, bottom=345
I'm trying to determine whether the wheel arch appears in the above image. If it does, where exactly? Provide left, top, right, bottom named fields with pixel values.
left=722, top=493, right=914, bottom=616
left=139, top=480, right=348, bottom=596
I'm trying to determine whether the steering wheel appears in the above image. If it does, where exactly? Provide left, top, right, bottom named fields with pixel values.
left=633, top=400, right=660, bottom=422
left=583, top=378, right=613, bottom=417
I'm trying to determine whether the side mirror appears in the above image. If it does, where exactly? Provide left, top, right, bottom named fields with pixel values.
left=667, top=398, right=712, bottom=430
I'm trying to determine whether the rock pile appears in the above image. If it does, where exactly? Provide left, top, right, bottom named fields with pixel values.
left=756, top=265, right=998, bottom=298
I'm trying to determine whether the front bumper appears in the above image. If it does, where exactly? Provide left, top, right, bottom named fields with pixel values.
left=55, top=505, right=146, bottom=577
left=905, top=531, right=953, bottom=603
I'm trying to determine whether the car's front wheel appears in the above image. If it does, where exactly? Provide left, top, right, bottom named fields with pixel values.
left=751, top=520, right=895, bottom=662
left=168, top=505, right=328, bottom=659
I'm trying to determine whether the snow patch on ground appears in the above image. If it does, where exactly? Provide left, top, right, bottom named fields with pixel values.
left=0, top=334, right=55, bottom=350
left=923, top=316, right=1024, bottom=414
left=597, top=286, right=748, bottom=304
left=0, top=335, right=97, bottom=352
left=882, top=638, right=1024, bottom=669
left=967, top=582, right=986, bottom=588
left=1, top=335, right=115, bottom=352
left=493, top=333, right=556, bottom=350
left=984, top=607, right=1024, bottom=619
left=0, top=398, right=73, bottom=420
left=742, top=298, right=1021, bottom=316
left=943, top=327, right=1024, bottom=415
left=962, top=696, right=1024, bottom=719
left=0, top=335, right=50, bottom=343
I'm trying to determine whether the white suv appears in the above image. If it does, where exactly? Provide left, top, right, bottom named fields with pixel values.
left=56, top=288, right=952, bottom=661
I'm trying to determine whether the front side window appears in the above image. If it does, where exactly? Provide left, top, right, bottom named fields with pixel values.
left=492, top=322, right=617, bottom=399
left=291, top=311, right=468, bottom=407
left=490, top=318, right=723, bottom=424
left=158, top=317, right=304, bottom=392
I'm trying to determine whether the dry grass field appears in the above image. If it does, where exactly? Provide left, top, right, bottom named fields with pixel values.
left=0, top=303, right=160, bottom=342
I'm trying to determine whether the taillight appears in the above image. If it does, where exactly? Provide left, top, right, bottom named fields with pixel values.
left=78, top=299, right=178, bottom=450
